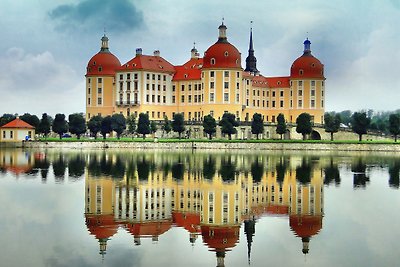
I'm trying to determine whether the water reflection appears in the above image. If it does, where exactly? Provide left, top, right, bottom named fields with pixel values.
left=1, top=149, right=400, bottom=266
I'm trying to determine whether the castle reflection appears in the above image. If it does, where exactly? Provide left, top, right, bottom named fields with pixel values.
left=84, top=152, right=325, bottom=266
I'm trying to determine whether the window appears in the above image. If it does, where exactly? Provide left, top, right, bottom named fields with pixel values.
left=152, top=84, right=155, bottom=90
left=152, top=95, right=155, bottom=102
left=146, top=94, right=150, bottom=102
left=146, top=73, right=150, bottom=79
left=152, top=74, right=155, bottom=80
left=280, top=91, right=284, bottom=97
left=236, top=82, right=239, bottom=89
left=272, top=101, right=276, bottom=108
left=272, top=91, right=276, bottom=97
left=88, top=78, right=91, bottom=84
left=127, top=73, right=131, bottom=80
left=163, top=75, right=166, bottom=81
left=157, top=95, right=160, bottom=103
left=311, top=99, right=315, bottom=108
left=210, top=71, right=215, bottom=78
left=10, top=131, right=13, bottom=139
left=87, top=98, right=91, bottom=105
left=210, top=93, right=215, bottom=102
left=210, top=82, right=215, bottom=89
left=188, top=95, right=192, bottom=103
left=236, top=94, right=240, bottom=102
left=3, top=131, right=6, bottom=139
left=311, top=90, right=315, bottom=97
left=97, top=78, right=102, bottom=83
left=211, top=58, right=215, bottom=65
left=237, top=72, right=240, bottom=78
left=181, top=95, right=185, bottom=103
left=163, top=96, right=166, bottom=103
left=88, top=88, right=91, bottom=94
left=224, top=93, right=229, bottom=102
left=181, top=85, right=185, bottom=91
left=172, top=85, right=176, bottom=92
left=224, top=82, right=229, bottom=89
left=158, top=75, right=161, bottom=81
left=299, top=69, right=303, bottom=75
left=311, top=80, right=316, bottom=87
left=298, top=90, right=303, bottom=96
left=298, top=81, right=303, bottom=87
left=134, top=73, right=138, bottom=79
left=97, top=97, right=102, bottom=105
left=146, top=84, right=150, bottom=90
left=298, top=99, right=303, bottom=107
left=163, top=85, right=166, bottom=91
left=172, top=96, right=176, bottom=103
left=189, top=84, right=192, bottom=91
left=224, top=71, right=229, bottom=77
left=119, top=74, right=123, bottom=80
left=280, top=100, right=284, bottom=108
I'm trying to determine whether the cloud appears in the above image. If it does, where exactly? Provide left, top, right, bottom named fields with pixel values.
left=0, top=48, right=85, bottom=116
left=49, top=0, right=144, bottom=34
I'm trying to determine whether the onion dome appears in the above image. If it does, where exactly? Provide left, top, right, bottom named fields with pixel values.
left=289, top=215, right=323, bottom=254
left=203, top=22, right=241, bottom=69
left=86, top=34, right=121, bottom=76
left=290, top=38, right=324, bottom=79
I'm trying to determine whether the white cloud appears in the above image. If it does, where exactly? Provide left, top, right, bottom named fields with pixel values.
left=0, top=48, right=85, bottom=116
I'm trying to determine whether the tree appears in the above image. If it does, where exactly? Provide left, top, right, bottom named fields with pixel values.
left=389, top=113, right=400, bottom=142
left=276, top=113, right=287, bottom=140
left=219, top=112, right=239, bottom=140
left=126, top=114, right=137, bottom=139
left=251, top=113, right=264, bottom=139
left=324, top=112, right=341, bottom=141
left=0, top=113, right=16, bottom=126
left=172, top=113, right=185, bottom=139
left=68, top=113, right=86, bottom=139
left=87, top=115, right=102, bottom=139
left=52, top=114, right=68, bottom=139
left=352, top=112, right=370, bottom=142
left=19, top=113, right=40, bottom=128
left=137, top=113, right=150, bottom=139
left=100, top=115, right=112, bottom=139
left=339, top=110, right=352, bottom=126
left=162, top=116, right=172, bottom=137
left=37, top=113, right=51, bottom=138
left=111, top=113, right=126, bottom=139
left=150, top=121, right=158, bottom=136
left=296, top=113, right=312, bottom=140
left=203, top=114, right=217, bottom=140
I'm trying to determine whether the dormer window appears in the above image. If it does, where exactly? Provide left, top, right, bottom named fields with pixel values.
left=311, top=63, right=315, bottom=67
left=224, top=51, right=229, bottom=57
left=211, top=58, right=216, bottom=65
left=277, top=81, right=281, bottom=86
left=93, top=61, right=96, bottom=65
left=98, top=67, right=102, bottom=72
left=299, top=69, right=304, bottom=75
left=184, top=74, right=188, bottom=78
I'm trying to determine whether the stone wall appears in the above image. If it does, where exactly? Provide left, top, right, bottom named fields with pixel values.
left=21, top=140, right=400, bottom=152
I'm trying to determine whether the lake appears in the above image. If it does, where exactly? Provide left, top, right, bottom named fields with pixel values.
left=0, top=148, right=399, bottom=267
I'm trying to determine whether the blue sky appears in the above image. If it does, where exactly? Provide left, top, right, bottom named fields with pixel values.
left=1, top=0, right=399, bottom=116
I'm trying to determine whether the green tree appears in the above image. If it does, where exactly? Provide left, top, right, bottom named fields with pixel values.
left=137, top=113, right=150, bottom=139
left=52, top=113, right=68, bottom=139
left=250, top=158, right=264, bottom=183
left=251, top=113, right=264, bottom=139
left=100, top=115, right=112, bottom=139
left=352, top=112, right=371, bottom=142
left=203, top=114, right=217, bottom=140
left=219, top=112, right=239, bottom=140
left=150, top=121, right=158, bottom=135
left=162, top=116, right=172, bottom=137
left=19, top=113, right=40, bottom=128
left=172, top=113, right=185, bottom=139
left=276, top=113, right=287, bottom=140
left=87, top=115, right=102, bottom=139
left=68, top=113, right=86, bottom=139
left=324, top=112, right=341, bottom=141
left=389, top=113, right=400, bottom=142
left=111, top=113, right=126, bottom=139
left=339, top=110, right=352, bottom=126
left=0, top=113, right=16, bottom=126
left=126, top=114, right=137, bottom=139
left=296, top=113, right=312, bottom=140
left=37, top=113, right=51, bottom=138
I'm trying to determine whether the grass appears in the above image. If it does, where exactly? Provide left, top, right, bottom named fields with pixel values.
left=36, top=137, right=399, bottom=145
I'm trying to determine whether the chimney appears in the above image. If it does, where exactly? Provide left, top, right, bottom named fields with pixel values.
left=136, top=48, right=142, bottom=56
left=153, top=50, right=160, bottom=57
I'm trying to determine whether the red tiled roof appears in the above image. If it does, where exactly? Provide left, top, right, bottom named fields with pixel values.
left=251, top=75, right=290, bottom=88
left=173, top=58, right=203, bottom=81
left=1, top=118, right=35, bottom=129
left=201, top=225, right=240, bottom=251
left=291, top=55, right=324, bottom=79
left=289, top=215, right=322, bottom=238
left=203, top=41, right=242, bottom=69
left=86, top=52, right=121, bottom=76
left=172, top=211, right=201, bottom=233
left=118, top=55, right=175, bottom=73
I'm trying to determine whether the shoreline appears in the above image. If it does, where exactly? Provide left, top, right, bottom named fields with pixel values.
left=5, top=140, right=400, bottom=152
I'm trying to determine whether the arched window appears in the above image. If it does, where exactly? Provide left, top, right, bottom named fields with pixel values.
left=299, top=69, right=304, bottom=75
left=211, top=58, right=215, bottom=65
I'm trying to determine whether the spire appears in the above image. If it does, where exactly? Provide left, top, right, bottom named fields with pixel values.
left=191, top=42, right=199, bottom=59
left=303, top=38, right=312, bottom=56
left=218, top=19, right=228, bottom=43
left=245, top=21, right=258, bottom=75
left=100, top=33, right=110, bottom=53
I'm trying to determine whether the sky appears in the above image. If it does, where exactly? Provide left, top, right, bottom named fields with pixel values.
left=1, top=0, right=400, bottom=117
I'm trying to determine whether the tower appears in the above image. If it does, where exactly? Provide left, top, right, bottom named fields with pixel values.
left=244, top=24, right=258, bottom=75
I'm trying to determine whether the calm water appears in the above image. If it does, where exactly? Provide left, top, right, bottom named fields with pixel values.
left=0, top=148, right=399, bottom=267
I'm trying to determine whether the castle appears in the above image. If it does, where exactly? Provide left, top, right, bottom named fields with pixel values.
left=85, top=22, right=325, bottom=124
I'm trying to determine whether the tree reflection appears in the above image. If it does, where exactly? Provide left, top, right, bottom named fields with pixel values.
left=219, top=157, right=236, bottom=181
left=203, top=156, right=216, bottom=180
left=110, top=156, right=125, bottom=180
left=35, top=156, right=50, bottom=181
left=250, top=158, right=263, bottom=183
left=276, top=157, right=288, bottom=184
left=52, top=154, right=66, bottom=181
left=324, top=158, right=341, bottom=186
left=172, top=156, right=185, bottom=180
left=137, top=157, right=150, bottom=181
left=68, top=154, right=85, bottom=179
left=351, top=158, right=369, bottom=188
left=296, top=159, right=312, bottom=185
left=388, top=160, right=400, bottom=189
